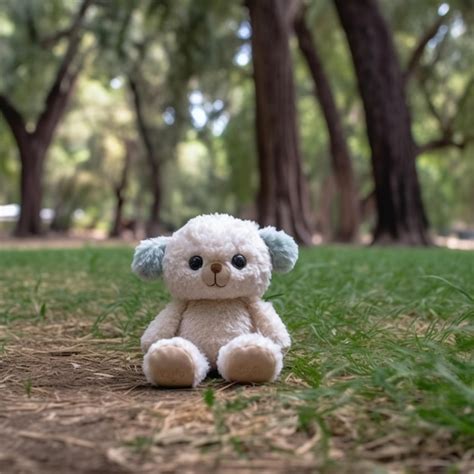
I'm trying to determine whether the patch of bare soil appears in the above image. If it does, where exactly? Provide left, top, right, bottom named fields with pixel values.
left=0, top=322, right=322, bottom=474
left=0, top=322, right=472, bottom=473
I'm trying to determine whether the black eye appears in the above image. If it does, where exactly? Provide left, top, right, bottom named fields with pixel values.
left=231, top=254, right=246, bottom=269
left=189, top=256, right=203, bottom=270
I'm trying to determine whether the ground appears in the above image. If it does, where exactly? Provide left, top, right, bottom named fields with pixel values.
left=0, top=245, right=473, bottom=473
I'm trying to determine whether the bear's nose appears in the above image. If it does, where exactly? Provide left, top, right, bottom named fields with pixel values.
left=211, top=262, right=222, bottom=274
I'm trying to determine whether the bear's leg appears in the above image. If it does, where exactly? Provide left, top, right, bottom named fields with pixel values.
left=216, top=334, right=283, bottom=383
left=143, top=337, right=209, bottom=388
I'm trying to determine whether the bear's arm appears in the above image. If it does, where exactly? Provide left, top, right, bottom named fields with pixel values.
left=140, top=300, right=187, bottom=353
left=246, top=299, right=291, bottom=350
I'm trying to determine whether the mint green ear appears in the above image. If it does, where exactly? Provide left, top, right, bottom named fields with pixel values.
left=131, top=236, right=170, bottom=280
left=259, top=227, right=298, bottom=273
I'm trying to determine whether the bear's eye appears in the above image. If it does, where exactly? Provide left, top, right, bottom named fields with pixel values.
left=189, top=256, right=203, bottom=270
left=231, top=254, right=247, bottom=269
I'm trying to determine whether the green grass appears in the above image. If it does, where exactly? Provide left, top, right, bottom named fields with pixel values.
left=1, top=245, right=473, bottom=465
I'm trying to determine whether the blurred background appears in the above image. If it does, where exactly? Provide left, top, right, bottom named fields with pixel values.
left=0, top=0, right=472, bottom=247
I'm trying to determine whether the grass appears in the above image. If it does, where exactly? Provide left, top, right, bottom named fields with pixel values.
left=0, top=244, right=473, bottom=472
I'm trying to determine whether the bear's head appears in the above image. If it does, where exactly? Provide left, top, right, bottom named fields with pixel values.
left=131, top=214, right=298, bottom=300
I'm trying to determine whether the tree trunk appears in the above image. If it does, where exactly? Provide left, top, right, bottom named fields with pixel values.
left=16, top=142, right=45, bottom=236
left=128, top=76, right=164, bottom=238
left=294, top=11, right=359, bottom=242
left=146, top=169, right=162, bottom=237
left=109, top=141, right=134, bottom=238
left=0, top=0, right=91, bottom=237
left=334, top=0, right=430, bottom=245
left=316, top=174, right=336, bottom=242
left=110, top=191, right=126, bottom=238
left=247, top=0, right=313, bottom=244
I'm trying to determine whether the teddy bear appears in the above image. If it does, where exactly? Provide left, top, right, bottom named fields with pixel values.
left=131, top=213, right=298, bottom=387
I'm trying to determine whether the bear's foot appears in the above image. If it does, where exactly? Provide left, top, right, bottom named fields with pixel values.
left=143, top=337, right=209, bottom=388
left=217, top=334, right=283, bottom=383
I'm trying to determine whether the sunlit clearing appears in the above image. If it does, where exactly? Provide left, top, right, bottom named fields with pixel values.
left=0, top=15, right=14, bottom=35
left=178, top=140, right=208, bottom=175
left=212, top=113, right=229, bottom=136
left=451, top=17, right=466, bottom=38
left=427, top=24, right=449, bottom=49
left=234, top=44, right=251, bottom=66
left=189, top=90, right=203, bottom=105
left=438, top=3, right=450, bottom=16
left=237, top=21, right=251, bottom=40
left=163, top=107, right=175, bottom=125
left=190, top=105, right=207, bottom=128
left=110, top=77, right=124, bottom=89
left=213, top=99, right=224, bottom=111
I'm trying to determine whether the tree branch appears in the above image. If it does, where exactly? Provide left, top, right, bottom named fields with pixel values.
left=403, top=15, right=447, bottom=84
left=419, top=76, right=447, bottom=131
left=128, top=75, right=159, bottom=170
left=34, top=0, right=92, bottom=144
left=40, top=0, right=94, bottom=48
left=417, top=76, right=474, bottom=155
left=0, top=94, right=28, bottom=146
left=115, top=139, right=135, bottom=194
left=285, top=0, right=303, bottom=29
left=416, top=135, right=473, bottom=155
left=39, top=27, right=76, bottom=49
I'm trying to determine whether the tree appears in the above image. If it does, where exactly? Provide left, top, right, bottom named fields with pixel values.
left=106, top=0, right=233, bottom=236
left=127, top=73, right=187, bottom=237
left=294, top=8, right=359, bottom=242
left=403, top=11, right=474, bottom=155
left=109, top=139, right=135, bottom=238
left=0, top=0, right=92, bottom=236
left=334, top=0, right=430, bottom=245
left=246, top=0, right=313, bottom=244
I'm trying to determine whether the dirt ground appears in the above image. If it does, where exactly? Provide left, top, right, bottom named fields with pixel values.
left=2, top=320, right=474, bottom=473
left=0, top=321, right=328, bottom=474
left=1, top=233, right=474, bottom=250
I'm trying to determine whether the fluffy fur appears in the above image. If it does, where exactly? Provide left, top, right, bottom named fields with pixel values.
left=143, top=337, right=209, bottom=387
left=217, top=333, right=283, bottom=382
left=162, top=214, right=272, bottom=300
left=259, top=227, right=298, bottom=273
left=178, top=298, right=254, bottom=367
left=132, top=213, right=298, bottom=387
left=140, top=300, right=187, bottom=353
left=132, top=236, right=170, bottom=280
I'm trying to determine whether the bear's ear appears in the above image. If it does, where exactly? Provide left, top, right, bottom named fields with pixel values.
left=131, top=236, right=171, bottom=280
left=259, top=226, right=298, bottom=273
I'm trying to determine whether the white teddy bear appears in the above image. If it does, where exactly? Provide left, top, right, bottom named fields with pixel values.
left=132, top=214, right=298, bottom=387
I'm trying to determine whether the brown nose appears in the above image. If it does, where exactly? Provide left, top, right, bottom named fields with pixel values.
left=211, top=263, right=222, bottom=274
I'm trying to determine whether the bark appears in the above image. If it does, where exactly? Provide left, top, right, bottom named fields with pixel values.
left=147, top=171, right=162, bottom=237
left=50, top=175, right=78, bottom=232
left=17, top=142, right=45, bottom=236
left=247, top=0, right=313, bottom=244
left=109, top=141, right=134, bottom=238
left=334, top=0, right=430, bottom=245
left=294, top=11, right=359, bottom=242
left=0, top=0, right=91, bottom=236
left=128, top=76, right=162, bottom=237
left=360, top=189, right=376, bottom=223
left=316, top=174, right=336, bottom=242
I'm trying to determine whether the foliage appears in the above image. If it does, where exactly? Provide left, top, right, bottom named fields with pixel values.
left=0, top=0, right=472, bottom=233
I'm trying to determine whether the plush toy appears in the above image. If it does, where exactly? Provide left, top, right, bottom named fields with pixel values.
left=131, top=214, right=298, bottom=387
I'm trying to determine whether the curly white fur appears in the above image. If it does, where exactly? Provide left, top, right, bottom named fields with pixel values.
left=140, top=300, right=187, bottom=353
left=163, top=214, right=273, bottom=300
left=134, top=214, right=297, bottom=387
